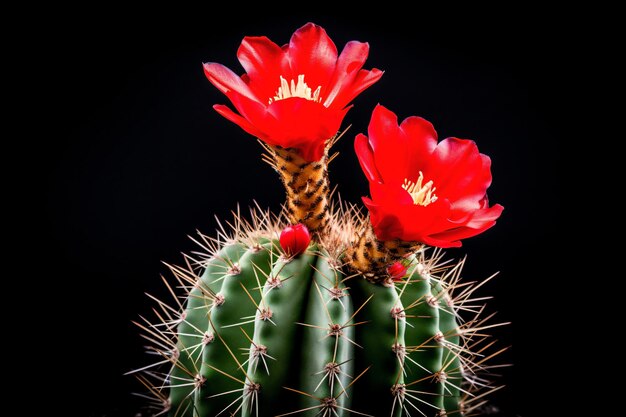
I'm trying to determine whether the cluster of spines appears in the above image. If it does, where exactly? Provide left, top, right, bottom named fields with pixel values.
left=130, top=206, right=506, bottom=417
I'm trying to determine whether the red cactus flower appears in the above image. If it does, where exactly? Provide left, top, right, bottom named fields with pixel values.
left=204, top=22, right=383, bottom=162
left=355, top=105, right=504, bottom=248
left=280, top=223, right=311, bottom=256
left=387, top=262, right=408, bottom=281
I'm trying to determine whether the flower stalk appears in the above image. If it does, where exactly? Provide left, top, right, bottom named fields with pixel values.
left=268, top=145, right=331, bottom=234
left=347, top=224, right=420, bottom=284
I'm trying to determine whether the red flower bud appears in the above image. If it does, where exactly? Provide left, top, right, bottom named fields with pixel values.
left=387, top=262, right=408, bottom=281
left=279, top=223, right=311, bottom=256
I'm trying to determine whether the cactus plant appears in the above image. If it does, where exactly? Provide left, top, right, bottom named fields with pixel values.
left=131, top=23, right=506, bottom=417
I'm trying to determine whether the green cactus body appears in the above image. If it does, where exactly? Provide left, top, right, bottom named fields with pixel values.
left=298, top=253, right=354, bottom=415
left=196, top=241, right=278, bottom=416
left=433, top=280, right=463, bottom=415
left=242, top=247, right=318, bottom=416
left=400, top=256, right=458, bottom=416
left=351, top=277, right=406, bottom=417
left=135, top=223, right=493, bottom=417
left=168, top=243, right=247, bottom=417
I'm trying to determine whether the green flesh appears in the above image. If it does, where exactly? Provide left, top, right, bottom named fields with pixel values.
left=166, top=242, right=464, bottom=417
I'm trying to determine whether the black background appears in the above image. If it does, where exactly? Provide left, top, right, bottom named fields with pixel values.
left=43, top=11, right=561, bottom=417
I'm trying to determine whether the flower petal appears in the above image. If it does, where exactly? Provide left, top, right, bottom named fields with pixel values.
left=369, top=181, right=413, bottom=206
left=465, top=203, right=504, bottom=228
left=225, top=91, right=275, bottom=130
left=399, top=199, right=451, bottom=239
left=399, top=116, right=438, bottom=171
left=213, top=104, right=265, bottom=139
left=287, top=23, right=338, bottom=90
left=324, top=41, right=383, bottom=108
left=203, top=63, right=260, bottom=103
left=354, top=133, right=382, bottom=183
left=323, top=41, right=369, bottom=104
left=365, top=182, right=450, bottom=242
left=447, top=153, right=493, bottom=212
left=222, top=90, right=284, bottom=147
left=362, top=197, right=404, bottom=241
left=427, top=204, right=503, bottom=243
left=367, top=104, right=407, bottom=184
left=237, top=36, right=289, bottom=100
left=224, top=89, right=347, bottom=161
left=420, top=235, right=463, bottom=248
left=330, top=68, right=384, bottom=110
left=424, top=137, right=484, bottom=199
left=266, top=98, right=348, bottom=161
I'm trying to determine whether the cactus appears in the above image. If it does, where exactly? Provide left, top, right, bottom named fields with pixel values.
left=131, top=23, right=506, bottom=417
left=132, top=205, right=504, bottom=417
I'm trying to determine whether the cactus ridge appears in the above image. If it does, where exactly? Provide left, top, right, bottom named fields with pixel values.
left=129, top=204, right=506, bottom=417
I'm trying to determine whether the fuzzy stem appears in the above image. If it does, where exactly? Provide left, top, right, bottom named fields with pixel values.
left=271, top=146, right=331, bottom=234
left=347, top=224, right=420, bottom=284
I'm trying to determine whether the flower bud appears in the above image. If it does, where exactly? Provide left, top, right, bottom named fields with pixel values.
left=279, top=223, right=311, bottom=256
left=387, top=261, right=407, bottom=281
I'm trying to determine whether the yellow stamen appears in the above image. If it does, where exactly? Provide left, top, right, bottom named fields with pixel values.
left=402, top=172, right=438, bottom=206
left=269, top=74, right=322, bottom=104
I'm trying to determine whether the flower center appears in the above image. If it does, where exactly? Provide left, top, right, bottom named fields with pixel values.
left=269, top=74, right=322, bottom=104
left=402, top=172, right=438, bottom=206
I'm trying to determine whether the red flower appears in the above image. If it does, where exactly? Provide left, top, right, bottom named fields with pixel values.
left=355, top=105, right=504, bottom=248
left=204, top=23, right=383, bottom=162
left=280, top=223, right=311, bottom=256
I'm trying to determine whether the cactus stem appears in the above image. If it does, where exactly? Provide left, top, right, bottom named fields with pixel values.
left=132, top=207, right=507, bottom=417
left=261, top=143, right=331, bottom=234
left=259, top=132, right=347, bottom=236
